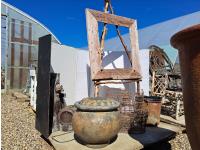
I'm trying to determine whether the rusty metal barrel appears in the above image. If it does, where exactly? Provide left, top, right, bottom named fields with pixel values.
left=144, top=96, right=162, bottom=126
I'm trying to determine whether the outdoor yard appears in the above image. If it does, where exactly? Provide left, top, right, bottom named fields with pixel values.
left=1, top=92, right=53, bottom=150
left=1, top=92, right=191, bottom=150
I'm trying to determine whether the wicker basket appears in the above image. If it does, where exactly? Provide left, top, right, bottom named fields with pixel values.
left=117, top=97, right=148, bottom=133
left=128, top=109, right=148, bottom=134
left=105, top=89, right=148, bottom=133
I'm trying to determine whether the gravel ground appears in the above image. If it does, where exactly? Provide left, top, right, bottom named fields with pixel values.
left=1, top=92, right=53, bottom=150
left=1, top=92, right=191, bottom=150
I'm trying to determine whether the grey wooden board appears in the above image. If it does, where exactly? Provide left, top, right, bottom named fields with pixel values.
left=160, top=114, right=185, bottom=127
left=49, top=122, right=184, bottom=150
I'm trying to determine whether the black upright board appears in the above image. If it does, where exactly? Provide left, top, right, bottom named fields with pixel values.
left=35, top=34, right=52, bottom=138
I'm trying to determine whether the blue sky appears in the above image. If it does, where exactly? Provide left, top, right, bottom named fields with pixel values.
left=4, top=0, right=200, bottom=48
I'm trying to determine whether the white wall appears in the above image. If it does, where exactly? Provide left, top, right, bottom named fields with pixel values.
left=51, top=43, right=77, bottom=105
left=139, top=49, right=149, bottom=95
left=51, top=43, right=149, bottom=105
left=74, top=49, right=90, bottom=101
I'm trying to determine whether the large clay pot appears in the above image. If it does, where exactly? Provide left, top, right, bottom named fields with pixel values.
left=72, top=97, right=120, bottom=148
left=171, top=24, right=200, bottom=150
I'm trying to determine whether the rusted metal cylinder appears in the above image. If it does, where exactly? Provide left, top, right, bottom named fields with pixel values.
left=58, top=107, right=74, bottom=131
left=144, top=96, right=162, bottom=126
left=171, top=24, right=200, bottom=150
left=72, top=97, right=120, bottom=148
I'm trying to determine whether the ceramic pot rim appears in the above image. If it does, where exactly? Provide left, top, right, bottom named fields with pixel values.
left=144, top=96, right=162, bottom=103
left=74, top=97, right=120, bottom=111
left=171, top=24, right=200, bottom=49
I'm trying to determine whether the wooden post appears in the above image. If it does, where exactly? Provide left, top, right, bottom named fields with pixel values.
left=94, top=82, right=99, bottom=97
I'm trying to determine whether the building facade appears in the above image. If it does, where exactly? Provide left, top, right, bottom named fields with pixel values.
left=1, top=1, right=61, bottom=90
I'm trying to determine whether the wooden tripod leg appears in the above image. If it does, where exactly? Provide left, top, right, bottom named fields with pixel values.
left=136, top=81, right=140, bottom=93
left=94, top=82, right=99, bottom=97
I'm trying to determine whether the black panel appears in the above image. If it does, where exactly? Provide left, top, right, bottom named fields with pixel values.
left=35, top=34, right=52, bottom=138
left=49, top=73, right=57, bottom=133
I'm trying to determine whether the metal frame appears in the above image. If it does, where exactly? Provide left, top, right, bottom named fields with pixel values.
left=2, top=1, right=61, bottom=44
left=1, top=2, right=61, bottom=90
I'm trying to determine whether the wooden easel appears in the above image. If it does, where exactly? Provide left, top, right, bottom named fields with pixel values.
left=86, top=0, right=142, bottom=97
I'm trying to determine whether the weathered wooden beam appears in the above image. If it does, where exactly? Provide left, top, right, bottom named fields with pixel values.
left=86, top=9, right=135, bottom=27
left=95, top=80, right=133, bottom=85
left=94, top=82, right=99, bottom=97
left=86, top=9, right=101, bottom=79
left=94, top=69, right=141, bottom=80
left=129, top=22, right=141, bottom=74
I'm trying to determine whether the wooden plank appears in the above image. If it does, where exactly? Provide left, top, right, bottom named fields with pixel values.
left=95, top=80, right=133, bottom=85
left=94, top=69, right=141, bottom=80
left=86, top=9, right=101, bottom=79
left=160, top=115, right=185, bottom=127
left=94, top=82, right=99, bottom=97
left=129, top=22, right=141, bottom=75
left=87, top=9, right=134, bottom=27
left=12, top=91, right=29, bottom=100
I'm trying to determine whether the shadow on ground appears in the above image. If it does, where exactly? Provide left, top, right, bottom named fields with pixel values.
left=142, top=141, right=172, bottom=150
left=128, top=126, right=176, bottom=150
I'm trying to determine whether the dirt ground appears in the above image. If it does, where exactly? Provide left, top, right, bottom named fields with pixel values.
left=1, top=92, right=191, bottom=150
left=1, top=92, right=53, bottom=150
